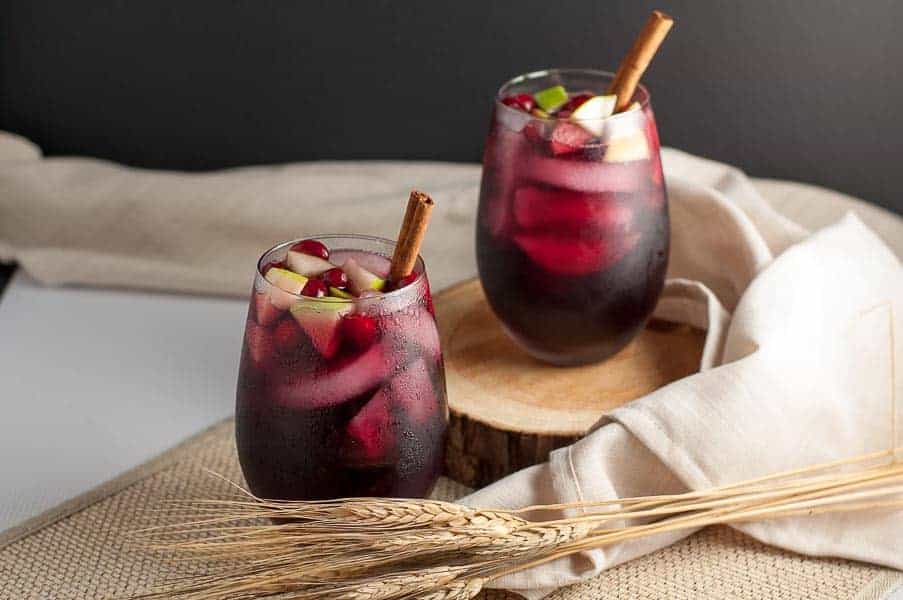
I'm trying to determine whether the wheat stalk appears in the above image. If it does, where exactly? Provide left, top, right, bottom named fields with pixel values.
left=128, top=448, right=903, bottom=600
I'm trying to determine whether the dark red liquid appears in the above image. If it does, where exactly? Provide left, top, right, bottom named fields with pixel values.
left=476, top=103, right=669, bottom=365
left=236, top=250, right=447, bottom=500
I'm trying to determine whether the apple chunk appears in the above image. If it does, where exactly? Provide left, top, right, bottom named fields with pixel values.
left=342, top=389, right=397, bottom=466
left=286, top=251, right=334, bottom=277
left=533, top=85, right=569, bottom=113
left=343, top=258, right=386, bottom=296
left=290, top=298, right=351, bottom=359
left=264, top=267, right=308, bottom=309
left=569, top=94, right=616, bottom=136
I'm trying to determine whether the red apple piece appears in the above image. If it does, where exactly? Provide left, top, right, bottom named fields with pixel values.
left=342, top=388, right=397, bottom=465
left=513, top=186, right=633, bottom=233
left=513, top=233, right=622, bottom=276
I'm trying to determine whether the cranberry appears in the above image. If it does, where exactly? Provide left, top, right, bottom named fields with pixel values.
left=557, top=109, right=573, bottom=119
left=562, top=93, right=593, bottom=113
left=321, top=267, right=348, bottom=289
left=272, top=318, right=304, bottom=354
left=290, top=239, right=329, bottom=260
left=501, top=93, right=535, bottom=113
left=341, top=314, right=378, bottom=352
left=301, top=278, right=328, bottom=298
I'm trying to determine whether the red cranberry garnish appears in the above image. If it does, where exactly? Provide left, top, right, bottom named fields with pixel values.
left=341, top=314, right=378, bottom=352
left=301, top=278, right=328, bottom=298
left=321, top=267, right=348, bottom=289
left=562, top=93, right=593, bottom=113
left=291, top=239, right=329, bottom=260
left=501, top=93, right=535, bottom=113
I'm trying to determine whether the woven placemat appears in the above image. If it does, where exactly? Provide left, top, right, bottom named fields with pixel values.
left=0, top=419, right=900, bottom=600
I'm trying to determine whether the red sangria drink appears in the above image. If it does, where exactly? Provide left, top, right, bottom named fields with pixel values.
left=476, top=69, right=669, bottom=366
left=236, top=235, right=447, bottom=501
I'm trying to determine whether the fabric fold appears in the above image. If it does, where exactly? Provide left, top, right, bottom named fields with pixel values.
left=463, top=164, right=902, bottom=596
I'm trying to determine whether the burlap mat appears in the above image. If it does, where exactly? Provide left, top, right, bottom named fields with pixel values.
left=1, top=420, right=900, bottom=600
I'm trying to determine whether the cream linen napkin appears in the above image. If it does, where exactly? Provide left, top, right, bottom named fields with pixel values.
left=1, top=132, right=901, bottom=595
left=463, top=153, right=903, bottom=597
left=0, top=131, right=479, bottom=295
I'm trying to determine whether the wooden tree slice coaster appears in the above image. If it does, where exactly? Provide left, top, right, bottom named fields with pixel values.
left=435, top=278, right=706, bottom=488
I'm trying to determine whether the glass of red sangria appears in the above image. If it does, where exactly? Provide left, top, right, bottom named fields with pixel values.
left=476, top=68, right=669, bottom=366
left=236, top=235, right=447, bottom=501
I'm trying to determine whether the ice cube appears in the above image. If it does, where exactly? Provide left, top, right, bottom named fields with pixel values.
left=525, top=155, right=646, bottom=194
left=483, top=129, right=527, bottom=237
left=342, top=388, right=397, bottom=465
left=253, top=291, right=283, bottom=327
left=389, top=358, right=439, bottom=425
left=244, top=320, right=276, bottom=370
left=513, top=186, right=633, bottom=234
left=380, top=306, right=441, bottom=362
left=512, top=233, right=620, bottom=277
left=271, top=341, right=393, bottom=409
left=549, top=122, right=594, bottom=156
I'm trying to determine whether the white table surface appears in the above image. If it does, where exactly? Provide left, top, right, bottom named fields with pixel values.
left=0, top=179, right=900, bottom=534
left=0, top=279, right=247, bottom=531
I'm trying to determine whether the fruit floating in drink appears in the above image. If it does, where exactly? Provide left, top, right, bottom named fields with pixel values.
left=477, top=70, right=669, bottom=366
left=235, top=232, right=447, bottom=501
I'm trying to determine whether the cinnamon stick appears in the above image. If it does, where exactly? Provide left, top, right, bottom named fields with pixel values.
left=607, top=10, right=674, bottom=112
left=389, top=190, right=434, bottom=283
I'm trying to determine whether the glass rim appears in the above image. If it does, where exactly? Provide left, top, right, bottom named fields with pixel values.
left=495, top=68, right=651, bottom=124
left=255, top=234, right=426, bottom=303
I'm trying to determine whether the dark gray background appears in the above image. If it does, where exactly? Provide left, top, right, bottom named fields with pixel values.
left=1, top=0, right=901, bottom=218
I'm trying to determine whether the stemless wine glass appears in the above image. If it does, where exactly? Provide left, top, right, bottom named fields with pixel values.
left=235, top=235, right=448, bottom=501
left=476, top=69, right=669, bottom=366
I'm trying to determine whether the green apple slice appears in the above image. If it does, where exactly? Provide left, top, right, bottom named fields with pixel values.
left=286, top=251, right=334, bottom=277
left=343, top=258, right=386, bottom=296
left=265, top=267, right=308, bottom=291
left=533, top=85, right=568, bottom=113
left=329, top=287, right=354, bottom=299
left=290, top=298, right=351, bottom=359
left=570, top=95, right=617, bottom=136
left=264, top=267, right=309, bottom=309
